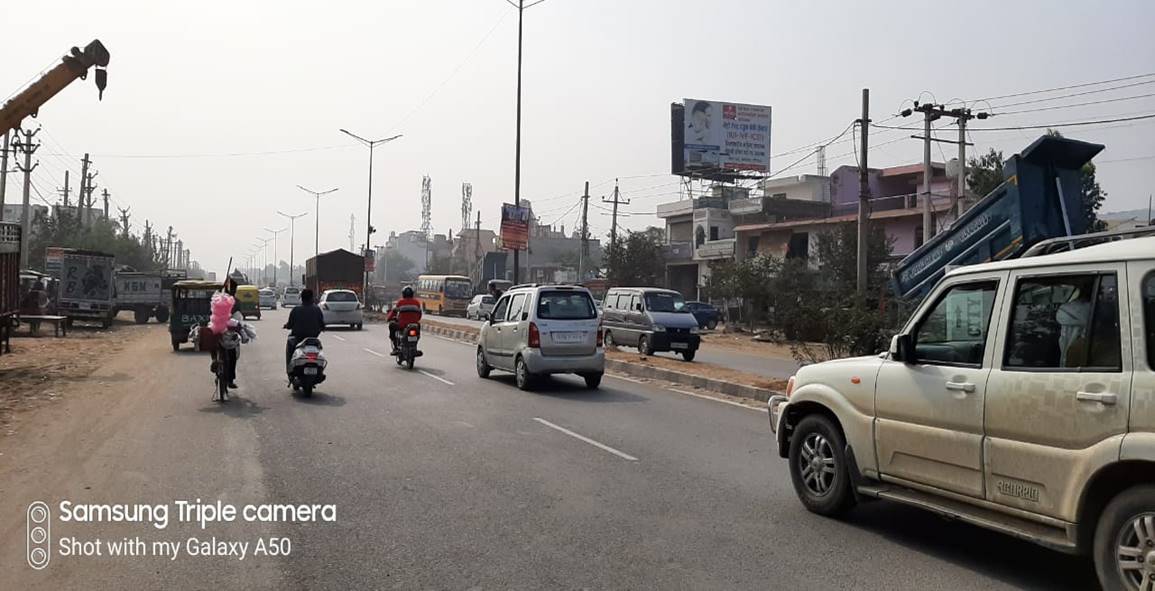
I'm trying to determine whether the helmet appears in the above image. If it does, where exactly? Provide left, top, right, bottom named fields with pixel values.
left=402, top=286, right=414, bottom=298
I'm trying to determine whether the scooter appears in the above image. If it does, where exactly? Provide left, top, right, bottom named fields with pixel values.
left=393, top=323, right=423, bottom=369
left=288, top=337, right=327, bottom=396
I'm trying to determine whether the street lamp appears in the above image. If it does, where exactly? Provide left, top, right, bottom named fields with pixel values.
left=276, top=210, right=308, bottom=287
left=264, top=227, right=286, bottom=287
left=253, top=237, right=271, bottom=286
left=338, top=128, right=402, bottom=294
left=507, top=0, right=549, bottom=283
left=297, top=185, right=339, bottom=260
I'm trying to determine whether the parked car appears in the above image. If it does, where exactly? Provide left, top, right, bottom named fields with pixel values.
left=319, top=289, right=363, bottom=329
left=600, top=287, right=700, bottom=361
left=258, top=287, right=278, bottom=310
left=684, top=301, right=719, bottom=330
left=769, top=233, right=1155, bottom=591
left=466, top=294, right=495, bottom=320
left=281, top=286, right=302, bottom=307
left=476, top=284, right=604, bottom=390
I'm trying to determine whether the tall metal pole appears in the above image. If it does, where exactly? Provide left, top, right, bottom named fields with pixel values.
left=512, top=0, right=524, bottom=284
left=365, top=143, right=374, bottom=293
left=957, top=113, right=968, bottom=218
left=278, top=211, right=307, bottom=286
left=16, top=127, right=40, bottom=269
left=0, top=131, right=9, bottom=221
left=265, top=227, right=285, bottom=287
left=578, top=180, right=589, bottom=281
left=922, top=109, right=934, bottom=241
left=856, top=89, right=870, bottom=297
left=298, top=185, right=338, bottom=260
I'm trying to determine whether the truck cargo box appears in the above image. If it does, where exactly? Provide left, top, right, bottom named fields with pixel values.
left=305, top=249, right=364, bottom=298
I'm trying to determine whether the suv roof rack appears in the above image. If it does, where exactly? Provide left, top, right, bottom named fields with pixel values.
left=1020, top=225, right=1155, bottom=258
left=508, top=282, right=581, bottom=290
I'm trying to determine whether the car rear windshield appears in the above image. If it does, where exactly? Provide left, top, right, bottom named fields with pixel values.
left=644, top=292, right=687, bottom=313
left=481, top=295, right=494, bottom=304
left=284, top=288, right=300, bottom=294
left=326, top=291, right=358, bottom=302
left=537, top=291, right=597, bottom=320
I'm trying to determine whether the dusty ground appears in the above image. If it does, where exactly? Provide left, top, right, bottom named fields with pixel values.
left=0, top=314, right=160, bottom=434
left=699, top=330, right=828, bottom=362
left=605, top=347, right=788, bottom=391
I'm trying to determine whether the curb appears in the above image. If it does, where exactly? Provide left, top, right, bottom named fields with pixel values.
left=421, top=320, right=778, bottom=403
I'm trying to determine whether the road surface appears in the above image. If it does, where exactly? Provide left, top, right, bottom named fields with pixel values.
left=0, top=309, right=1097, bottom=589
left=431, top=314, right=801, bottom=379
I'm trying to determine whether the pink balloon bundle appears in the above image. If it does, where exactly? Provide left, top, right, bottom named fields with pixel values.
left=209, top=293, right=235, bottom=334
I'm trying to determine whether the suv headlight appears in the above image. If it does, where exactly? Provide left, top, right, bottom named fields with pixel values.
left=652, top=325, right=666, bottom=332
left=689, top=326, right=700, bottom=334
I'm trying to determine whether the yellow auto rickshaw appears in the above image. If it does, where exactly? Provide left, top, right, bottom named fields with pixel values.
left=235, top=285, right=261, bottom=320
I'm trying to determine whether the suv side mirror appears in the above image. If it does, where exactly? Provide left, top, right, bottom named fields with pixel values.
left=893, top=334, right=914, bottom=364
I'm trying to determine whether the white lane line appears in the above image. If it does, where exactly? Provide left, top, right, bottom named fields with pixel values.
left=532, top=417, right=638, bottom=462
left=667, top=387, right=768, bottom=413
left=418, top=369, right=455, bottom=386
left=363, top=348, right=386, bottom=358
left=607, top=374, right=647, bottom=384
left=331, top=335, right=347, bottom=342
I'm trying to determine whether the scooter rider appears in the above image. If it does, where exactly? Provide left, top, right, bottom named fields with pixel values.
left=283, top=288, right=325, bottom=369
left=387, top=286, right=423, bottom=354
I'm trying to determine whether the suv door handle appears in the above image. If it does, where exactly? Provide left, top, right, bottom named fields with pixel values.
left=945, top=381, right=976, bottom=393
left=1077, top=391, right=1118, bottom=405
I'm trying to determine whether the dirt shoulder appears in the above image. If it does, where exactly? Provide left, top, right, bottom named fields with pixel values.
left=0, top=315, right=160, bottom=434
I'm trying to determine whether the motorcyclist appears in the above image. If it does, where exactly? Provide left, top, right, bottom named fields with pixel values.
left=387, top=286, right=423, bottom=354
left=283, top=288, right=325, bottom=370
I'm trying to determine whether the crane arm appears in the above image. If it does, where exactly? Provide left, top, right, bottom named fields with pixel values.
left=0, top=39, right=110, bottom=137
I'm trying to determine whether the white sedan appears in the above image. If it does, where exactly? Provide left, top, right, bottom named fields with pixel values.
left=466, top=294, right=495, bottom=320
left=319, top=289, right=364, bottom=330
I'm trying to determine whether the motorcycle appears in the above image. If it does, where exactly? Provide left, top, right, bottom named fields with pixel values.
left=287, top=337, right=327, bottom=396
left=394, top=323, right=423, bottom=369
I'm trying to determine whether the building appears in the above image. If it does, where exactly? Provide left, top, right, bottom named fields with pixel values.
left=385, top=230, right=430, bottom=276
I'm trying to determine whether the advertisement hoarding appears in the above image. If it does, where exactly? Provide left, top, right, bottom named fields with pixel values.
left=677, top=98, right=772, bottom=176
left=500, top=203, right=531, bottom=251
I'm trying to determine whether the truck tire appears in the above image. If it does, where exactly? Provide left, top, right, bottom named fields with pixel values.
left=134, top=308, right=150, bottom=324
left=1094, top=484, right=1155, bottom=591
left=101, top=316, right=112, bottom=329
left=171, top=337, right=181, bottom=352
left=788, top=414, right=856, bottom=517
left=154, top=306, right=170, bottom=323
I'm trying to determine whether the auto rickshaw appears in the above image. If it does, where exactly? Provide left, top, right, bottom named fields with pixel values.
left=169, top=280, right=220, bottom=351
left=235, top=284, right=261, bottom=320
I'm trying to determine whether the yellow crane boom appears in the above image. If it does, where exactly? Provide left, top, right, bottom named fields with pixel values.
left=0, top=39, right=110, bottom=136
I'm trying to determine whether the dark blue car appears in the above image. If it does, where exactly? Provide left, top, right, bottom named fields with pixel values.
left=684, top=301, right=719, bottom=330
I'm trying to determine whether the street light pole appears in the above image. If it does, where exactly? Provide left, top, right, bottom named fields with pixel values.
left=264, top=227, right=285, bottom=288
left=298, top=185, right=339, bottom=260
left=338, top=129, right=402, bottom=295
left=276, top=211, right=308, bottom=287
left=507, top=0, right=548, bottom=284
left=253, top=238, right=271, bottom=286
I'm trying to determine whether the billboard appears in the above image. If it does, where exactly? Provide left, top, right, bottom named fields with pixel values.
left=675, top=98, right=772, bottom=176
left=500, top=203, right=531, bottom=251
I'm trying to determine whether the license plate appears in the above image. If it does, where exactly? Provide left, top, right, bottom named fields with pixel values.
left=78, top=302, right=91, bottom=310
left=552, top=331, right=583, bottom=344
left=303, top=367, right=318, bottom=375
left=670, top=342, right=689, bottom=350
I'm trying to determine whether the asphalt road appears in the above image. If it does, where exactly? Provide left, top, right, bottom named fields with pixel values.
left=433, top=314, right=801, bottom=379
left=0, top=308, right=1098, bottom=590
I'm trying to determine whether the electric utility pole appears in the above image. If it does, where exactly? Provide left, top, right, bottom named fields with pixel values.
left=474, top=211, right=481, bottom=281
left=78, top=153, right=90, bottom=224
left=856, top=89, right=869, bottom=297
left=118, top=206, right=130, bottom=237
left=0, top=131, right=9, bottom=221
left=902, top=101, right=989, bottom=238
left=59, top=170, right=71, bottom=209
left=102, top=188, right=110, bottom=219
left=577, top=181, right=589, bottom=281
left=602, top=179, right=628, bottom=252
left=14, top=127, right=40, bottom=268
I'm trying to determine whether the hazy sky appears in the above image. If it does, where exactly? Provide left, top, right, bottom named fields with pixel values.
left=3, top=0, right=1154, bottom=274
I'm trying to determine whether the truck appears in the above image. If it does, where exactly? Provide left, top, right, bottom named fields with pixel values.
left=890, top=135, right=1103, bottom=301
left=305, top=249, right=364, bottom=300
left=0, top=223, right=20, bottom=354
left=53, top=248, right=116, bottom=328
left=112, top=270, right=170, bottom=324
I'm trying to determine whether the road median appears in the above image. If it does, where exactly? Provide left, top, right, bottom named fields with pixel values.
left=419, top=319, right=783, bottom=403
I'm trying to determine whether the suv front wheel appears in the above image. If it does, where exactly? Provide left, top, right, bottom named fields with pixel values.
left=1094, top=484, right=1155, bottom=591
left=787, top=414, right=855, bottom=517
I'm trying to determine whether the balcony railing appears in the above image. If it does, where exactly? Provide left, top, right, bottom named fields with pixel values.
left=830, top=193, right=917, bottom=216
left=695, top=238, right=735, bottom=260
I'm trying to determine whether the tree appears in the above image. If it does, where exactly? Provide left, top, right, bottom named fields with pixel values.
left=605, top=227, right=666, bottom=287
left=382, top=250, right=415, bottom=283
left=966, top=148, right=1005, bottom=198
left=813, top=222, right=893, bottom=296
left=28, top=211, right=163, bottom=272
left=1079, top=161, right=1108, bottom=232
left=427, top=254, right=453, bottom=275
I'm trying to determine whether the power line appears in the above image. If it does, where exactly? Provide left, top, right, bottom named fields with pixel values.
left=972, top=72, right=1155, bottom=103
left=993, top=92, right=1155, bottom=116
left=43, top=144, right=357, bottom=159
left=968, top=112, right=1155, bottom=131
left=989, top=79, right=1155, bottom=110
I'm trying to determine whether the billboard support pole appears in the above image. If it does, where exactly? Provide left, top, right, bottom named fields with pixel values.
left=512, top=0, right=524, bottom=284
left=856, top=89, right=869, bottom=298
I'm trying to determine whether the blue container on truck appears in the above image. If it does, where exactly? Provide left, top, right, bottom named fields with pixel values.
left=891, top=135, right=1103, bottom=301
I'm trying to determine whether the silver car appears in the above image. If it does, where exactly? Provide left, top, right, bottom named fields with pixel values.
left=476, top=284, right=604, bottom=390
left=319, top=289, right=364, bottom=330
left=466, top=294, right=495, bottom=320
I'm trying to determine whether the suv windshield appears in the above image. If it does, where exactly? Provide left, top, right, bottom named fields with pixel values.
left=644, top=292, right=687, bottom=313
left=446, top=280, right=472, bottom=299
left=537, top=291, right=597, bottom=320
left=326, top=291, right=358, bottom=302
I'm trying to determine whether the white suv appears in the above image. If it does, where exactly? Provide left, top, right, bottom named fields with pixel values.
left=476, top=284, right=604, bottom=390
left=770, top=233, right=1155, bottom=590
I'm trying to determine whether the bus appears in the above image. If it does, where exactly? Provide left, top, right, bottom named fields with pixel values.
left=414, top=274, right=473, bottom=316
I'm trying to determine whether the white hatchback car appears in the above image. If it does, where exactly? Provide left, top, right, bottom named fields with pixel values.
left=476, top=284, right=604, bottom=390
left=466, top=294, right=495, bottom=320
left=281, top=286, right=302, bottom=307
left=319, top=289, right=364, bottom=330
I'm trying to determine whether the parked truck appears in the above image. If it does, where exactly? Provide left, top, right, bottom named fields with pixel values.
left=52, top=248, right=116, bottom=328
left=891, top=135, right=1103, bottom=301
left=0, top=223, right=20, bottom=353
left=305, top=249, right=365, bottom=300
left=112, top=270, right=170, bottom=324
